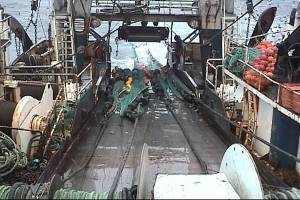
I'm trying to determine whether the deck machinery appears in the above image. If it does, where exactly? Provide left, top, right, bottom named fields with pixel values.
left=0, top=0, right=299, bottom=199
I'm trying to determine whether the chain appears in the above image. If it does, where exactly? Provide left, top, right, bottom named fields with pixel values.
left=14, top=36, right=21, bottom=56
left=245, top=0, right=255, bottom=45
left=245, top=14, right=251, bottom=45
left=25, top=0, right=42, bottom=44
left=34, top=22, right=38, bottom=44
left=25, top=11, right=34, bottom=31
left=33, top=0, right=42, bottom=44
left=115, top=37, right=119, bottom=57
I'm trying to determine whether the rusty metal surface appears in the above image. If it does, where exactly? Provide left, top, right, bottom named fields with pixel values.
left=30, top=115, right=47, bottom=132
left=60, top=95, right=227, bottom=194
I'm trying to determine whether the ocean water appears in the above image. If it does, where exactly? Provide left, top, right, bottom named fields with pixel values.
left=0, top=0, right=49, bottom=60
left=0, top=0, right=299, bottom=65
left=237, top=0, right=300, bottom=42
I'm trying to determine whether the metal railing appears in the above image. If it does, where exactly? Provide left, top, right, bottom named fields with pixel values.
left=1, top=61, right=95, bottom=157
left=204, top=59, right=300, bottom=165
left=205, top=53, right=300, bottom=122
left=76, top=63, right=93, bottom=95
left=42, top=87, right=65, bottom=156
left=91, top=0, right=199, bottom=14
left=209, top=56, right=300, bottom=102
left=37, top=60, right=93, bottom=156
left=206, top=58, right=223, bottom=91
left=0, top=13, right=97, bottom=159
left=224, top=35, right=300, bottom=104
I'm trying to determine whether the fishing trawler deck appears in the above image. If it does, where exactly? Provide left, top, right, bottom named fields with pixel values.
left=59, top=93, right=227, bottom=197
left=1, top=0, right=300, bottom=198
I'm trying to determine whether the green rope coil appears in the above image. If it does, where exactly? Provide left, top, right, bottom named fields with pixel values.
left=264, top=188, right=300, bottom=199
left=53, top=189, right=119, bottom=199
left=0, top=183, right=31, bottom=199
left=0, top=185, right=10, bottom=199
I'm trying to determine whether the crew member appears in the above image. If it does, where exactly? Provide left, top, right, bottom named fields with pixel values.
left=95, top=40, right=107, bottom=61
left=124, top=76, right=133, bottom=94
left=112, top=66, right=121, bottom=81
left=174, top=35, right=184, bottom=70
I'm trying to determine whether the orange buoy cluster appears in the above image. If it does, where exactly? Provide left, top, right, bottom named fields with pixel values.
left=243, top=40, right=278, bottom=90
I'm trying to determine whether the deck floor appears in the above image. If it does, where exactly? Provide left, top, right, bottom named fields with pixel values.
left=60, top=94, right=227, bottom=197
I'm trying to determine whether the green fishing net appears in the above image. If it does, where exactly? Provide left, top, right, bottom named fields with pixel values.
left=224, top=47, right=261, bottom=76
left=112, top=43, right=196, bottom=117
left=152, top=69, right=193, bottom=100
left=54, top=105, right=75, bottom=132
left=112, top=68, right=147, bottom=117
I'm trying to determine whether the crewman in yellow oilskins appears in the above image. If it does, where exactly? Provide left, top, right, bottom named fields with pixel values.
left=124, top=76, right=133, bottom=94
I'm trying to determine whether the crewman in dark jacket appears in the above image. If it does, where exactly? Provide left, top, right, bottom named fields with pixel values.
left=174, top=35, right=184, bottom=70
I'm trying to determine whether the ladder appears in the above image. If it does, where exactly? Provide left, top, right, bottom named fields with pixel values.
left=54, top=15, right=76, bottom=79
left=244, top=90, right=258, bottom=150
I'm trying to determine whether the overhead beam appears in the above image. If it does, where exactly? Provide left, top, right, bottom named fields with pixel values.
left=91, top=13, right=200, bottom=23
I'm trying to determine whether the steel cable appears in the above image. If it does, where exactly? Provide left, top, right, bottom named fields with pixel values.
left=108, top=116, right=139, bottom=199
left=164, top=98, right=209, bottom=174
left=61, top=116, right=109, bottom=185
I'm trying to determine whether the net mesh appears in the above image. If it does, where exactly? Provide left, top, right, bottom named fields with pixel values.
left=224, top=47, right=261, bottom=76
left=112, top=68, right=147, bottom=117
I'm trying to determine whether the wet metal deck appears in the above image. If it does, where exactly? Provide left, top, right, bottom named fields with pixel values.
left=60, top=95, right=227, bottom=196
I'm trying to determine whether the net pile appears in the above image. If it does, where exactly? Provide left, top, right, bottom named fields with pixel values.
left=224, top=47, right=261, bottom=76
left=112, top=68, right=148, bottom=119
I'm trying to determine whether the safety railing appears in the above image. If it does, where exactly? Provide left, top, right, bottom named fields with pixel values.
left=218, top=37, right=300, bottom=123
left=206, top=55, right=300, bottom=123
left=23, top=62, right=94, bottom=156
left=42, top=86, right=65, bottom=156
left=76, top=62, right=93, bottom=95
left=91, top=0, right=199, bottom=15
left=206, top=58, right=223, bottom=91
left=2, top=60, right=95, bottom=156
left=223, top=34, right=300, bottom=103
left=1, top=60, right=94, bottom=103
left=225, top=54, right=300, bottom=102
